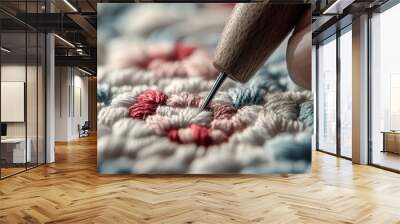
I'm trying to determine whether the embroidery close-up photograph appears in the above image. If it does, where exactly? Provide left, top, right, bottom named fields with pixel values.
left=2, top=0, right=400, bottom=223
left=97, top=3, right=313, bottom=174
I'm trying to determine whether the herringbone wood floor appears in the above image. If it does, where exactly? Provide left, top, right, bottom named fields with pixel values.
left=1, top=135, right=400, bottom=224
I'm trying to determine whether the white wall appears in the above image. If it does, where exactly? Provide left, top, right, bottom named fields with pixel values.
left=71, top=73, right=89, bottom=138
left=55, top=67, right=89, bottom=141
left=55, top=66, right=69, bottom=141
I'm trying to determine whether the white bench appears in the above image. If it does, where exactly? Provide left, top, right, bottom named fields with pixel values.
left=1, top=138, right=32, bottom=163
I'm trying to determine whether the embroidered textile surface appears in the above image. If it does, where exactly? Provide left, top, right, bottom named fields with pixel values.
left=98, top=4, right=313, bottom=174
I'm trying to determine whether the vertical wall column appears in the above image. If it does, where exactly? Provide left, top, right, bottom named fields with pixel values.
left=46, top=33, right=55, bottom=163
left=88, top=77, right=97, bottom=132
left=45, top=0, right=55, bottom=163
left=352, top=14, right=369, bottom=164
left=312, top=45, right=317, bottom=150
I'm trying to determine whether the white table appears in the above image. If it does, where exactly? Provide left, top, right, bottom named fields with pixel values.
left=1, top=138, right=31, bottom=163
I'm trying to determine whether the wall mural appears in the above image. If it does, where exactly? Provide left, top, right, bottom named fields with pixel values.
left=97, top=3, right=313, bottom=174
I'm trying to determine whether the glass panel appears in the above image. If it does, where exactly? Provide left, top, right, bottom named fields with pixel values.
left=371, top=4, right=400, bottom=171
left=0, top=1, right=46, bottom=178
left=27, top=30, right=38, bottom=169
left=38, top=32, right=45, bottom=165
left=317, top=36, right=337, bottom=154
left=1, top=30, right=27, bottom=177
left=26, top=0, right=38, bottom=169
left=339, top=28, right=352, bottom=158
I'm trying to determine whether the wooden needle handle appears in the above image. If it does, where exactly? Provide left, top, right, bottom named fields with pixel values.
left=214, top=2, right=307, bottom=83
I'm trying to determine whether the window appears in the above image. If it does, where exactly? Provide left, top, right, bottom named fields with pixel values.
left=339, top=28, right=352, bottom=158
left=317, top=36, right=337, bottom=154
left=370, top=2, right=400, bottom=171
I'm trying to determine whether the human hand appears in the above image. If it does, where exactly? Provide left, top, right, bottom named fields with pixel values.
left=286, top=8, right=312, bottom=90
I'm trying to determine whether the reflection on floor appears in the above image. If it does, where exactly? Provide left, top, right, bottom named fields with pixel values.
left=0, top=162, right=41, bottom=178
left=0, top=167, right=25, bottom=177
left=373, top=150, right=400, bottom=171
left=341, top=148, right=352, bottom=159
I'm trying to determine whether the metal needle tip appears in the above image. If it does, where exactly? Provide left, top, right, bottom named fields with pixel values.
left=200, top=72, right=227, bottom=111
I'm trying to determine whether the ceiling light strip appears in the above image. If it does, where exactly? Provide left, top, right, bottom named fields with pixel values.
left=78, top=67, right=93, bottom=76
left=63, top=0, right=78, bottom=12
left=323, top=0, right=355, bottom=15
left=54, top=34, right=75, bottom=48
left=1, top=47, right=11, bottom=53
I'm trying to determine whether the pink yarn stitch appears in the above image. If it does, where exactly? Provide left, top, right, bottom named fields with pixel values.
left=129, top=90, right=168, bottom=119
left=208, top=129, right=229, bottom=144
left=190, top=124, right=212, bottom=146
left=131, top=90, right=248, bottom=146
left=110, top=43, right=196, bottom=70
left=166, top=92, right=202, bottom=107
left=168, top=129, right=181, bottom=143
left=211, top=115, right=246, bottom=135
left=148, top=50, right=217, bottom=79
left=110, top=42, right=217, bottom=79
left=168, top=125, right=227, bottom=146
left=210, top=103, right=237, bottom=119
left=146, top=114, right=177, bottom=133
left=137, top=89, right=168, bottom=104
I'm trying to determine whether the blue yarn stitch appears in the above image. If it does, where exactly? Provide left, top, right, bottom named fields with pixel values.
left=228, top=86, right=263, bottom=109
left=98, top=159, right=133, bottom=174
left=97, top=84, right=111, bottom=106
left=265, top=131, right=312, bottom=163
left=241, top=161, right=309, bottom=174
left=228, top=65, right=292, bottom=109
left=298, top=101, right=314, bottom=127
left=248, top=66, right=287, bottom=92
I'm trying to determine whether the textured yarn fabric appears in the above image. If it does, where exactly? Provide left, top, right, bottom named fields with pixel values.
left=98, top=3, right=313, bottom=174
